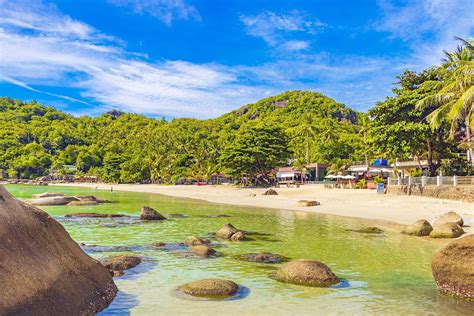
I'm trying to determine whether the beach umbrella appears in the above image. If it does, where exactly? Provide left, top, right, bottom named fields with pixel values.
left=342, top=175, right=356, bottom=179
left=325, top=175, right=336, bottom=179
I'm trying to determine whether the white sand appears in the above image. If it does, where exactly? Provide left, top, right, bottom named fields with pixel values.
left=53, top=183, right=474, bottom=233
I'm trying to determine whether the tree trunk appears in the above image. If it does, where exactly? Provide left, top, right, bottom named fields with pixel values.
left=426, top=141, right=436, bottom=176
left=305, top=136, right=310, bottom=164
left=466, top=116, right=473, bottom=166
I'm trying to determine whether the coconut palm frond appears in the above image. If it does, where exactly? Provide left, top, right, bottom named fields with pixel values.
left=426, top=101, right=453, bottom=129
left=448, top=86, right=474, bottom=122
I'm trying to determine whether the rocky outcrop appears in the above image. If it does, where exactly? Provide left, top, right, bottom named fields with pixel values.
left=262, top=189, right=278, bottom=196
left=429, top=223, right=464, bottom=238
left=64, top=213, right=126, bottom=218
left=184, top=236, right=211, bottom=246
left=31, top=192, right=64, bottom=199
left=275, top=259, right=340, bottom=287
left=297, top=200, right=320, bottom=207
left=432, top=235, right=474, bottom=300
left=432, top=212, right=464, bottom=227
left=26, top=195, right=80, bottom=206
left=0, top=185, right=117, bottom=314
left=402, top=220, right=433, bottom=236
left=100, top=255, right=142, bottom=275
left=238, top=252, right=288, bottom=264
left=177, top=279, right=239, bottom=298
left=140, top=206, right=166, bottom=220
left=67, top=200, right=99, bottom=206
left=216, top=223, right=246, bottom=241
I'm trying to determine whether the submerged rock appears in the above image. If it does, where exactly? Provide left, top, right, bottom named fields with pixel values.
left=296, top=200, right=320, bottom=207
left=100, top=255, right=142, bottom=275
left=0, top=185, right=117, bottom=314
left=432, top=234, right=474, bottom=300
left=184, top=236, right=211, bottom=246
left=347, top=227, right=384, bottom=234
left=262, top=189, right=278, bottom=196
left=67, top=200, right=99, bottom=206
left=432, top=212, right=464, bottom=227
left=275, top=259, right=340, bottom=287
left=64, top=212, right=126, bottom=218
left=238, top=252, right=288, bottom=264
left=230, top=231, right=246, bottom=241
left=429, top=223, right=464, bottom=238
left=177, top=278, right=239, bottom=298
left=140, top=206, right=167, bottom=220
left=402, top=220, right=433, bottom=236
left=167, top=213, right=187, bottom=218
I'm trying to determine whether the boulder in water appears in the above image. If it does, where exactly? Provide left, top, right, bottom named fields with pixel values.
left=32, top=192, right=64, bottom=199
left=177, top=278, right=239, bottom=298
left=184, top=236, right=210, bottom=246
left=262, top=189, right=278, bottom=196
left=230, top=231, right=246, bottom=241
left=402, top=220, right=433, bottom=236
left=100, top=255, right=142, bottom=274
left=275, top=259, right=340, bottom=287
left=140, top=206, right=166, bottom=220
left=297, top=200, right=320, bottom=207
left=347, top=227, right=384, bottom=234
left=190, top=245, right=217, bottom=257
left=432, top=234, right=474, bottom=300
left=216, top=223, right=239, bottom=239
left=26, top=196, right=80, bottom=206
left=432, top=212, right=464, bottom=227
left=429, top=223, right=464, bottom=238
left=0, top=185, right=117, bottom=314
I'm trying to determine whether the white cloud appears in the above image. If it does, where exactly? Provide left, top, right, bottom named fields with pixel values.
left=240, top=10, right=325, bottom=49
left=375, top=0, right=474, bottom=67
left=107, top=0, right=201, bottom=26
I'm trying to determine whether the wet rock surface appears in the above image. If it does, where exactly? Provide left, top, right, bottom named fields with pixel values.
left=275, top=259, right=340, bottom=287
left=237, top=252, right=288, bottom=264
left=346, top=227, right=384, bottom=234
left=429, top=223, right=464, bottom=238
left=216, top=223, right=247, bottom=241
left=432, top=234, right=474, bottom=300
left=100, top=255, right=142, bottom=275
left=65, top=212, right=126, bottom=218
left=432, top=212, right=464, bottom=227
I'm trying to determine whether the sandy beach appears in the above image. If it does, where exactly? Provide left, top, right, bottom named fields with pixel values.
left=53, top=183, right=474, bottom=233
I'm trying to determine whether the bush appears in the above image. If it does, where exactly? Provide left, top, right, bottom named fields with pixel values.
left=355, top=179, right=366, bottom=189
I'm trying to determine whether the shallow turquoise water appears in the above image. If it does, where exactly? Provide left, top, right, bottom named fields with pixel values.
left=5, top=185, right=473, bottom=315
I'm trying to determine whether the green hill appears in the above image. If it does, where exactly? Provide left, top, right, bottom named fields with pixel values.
left=0, top=91, right=364, bottom=182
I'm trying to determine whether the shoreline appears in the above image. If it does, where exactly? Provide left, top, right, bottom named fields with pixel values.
left=50, top=182, right=474, bottom=234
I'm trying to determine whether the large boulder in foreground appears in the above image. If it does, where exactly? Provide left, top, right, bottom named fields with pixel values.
left=0, top=185, right=117, bottom=314
left=402, top=220, right=433, bottom=236
left=432, top=235, right=474, bottom=300
left=429, top=223, right=464, bottom=238
left=177, top=279, right=239, bottom=298
left=140, top=206, right=166, bottom=220
left=432, top=212, right=464, bottom=227
left=275, top=259, right=340, bottom=287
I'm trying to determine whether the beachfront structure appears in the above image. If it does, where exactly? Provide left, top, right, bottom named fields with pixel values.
left=276, top=167, right=306, bottom=185
left=306, top=163, right=329, bottom=181
left=391, top=159, right=432, bottom=176
left=347, top=160, right=394, bottom=180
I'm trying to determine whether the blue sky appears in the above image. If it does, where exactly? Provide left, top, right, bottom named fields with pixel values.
left=0, top=0, right=473, bottom=118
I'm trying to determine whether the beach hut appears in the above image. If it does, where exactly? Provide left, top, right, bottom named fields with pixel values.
left=276, top=167, right=307, bottom=186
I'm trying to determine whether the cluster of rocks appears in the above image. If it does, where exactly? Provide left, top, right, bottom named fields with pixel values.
left=216, top=223, right=246, bottom=241
left=402, top=211, right=465, bottom=238
left=25, top=192, right=110, bottom=206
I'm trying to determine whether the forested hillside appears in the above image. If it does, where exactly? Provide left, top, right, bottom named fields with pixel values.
left=0, top=91, right=365, bottom=183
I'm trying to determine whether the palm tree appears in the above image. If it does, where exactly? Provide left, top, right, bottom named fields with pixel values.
left=294, top=113, right=317, bottom=164
left=358, top=114, right=371, bottom=165
left=417, top=37, right=474, bottom=165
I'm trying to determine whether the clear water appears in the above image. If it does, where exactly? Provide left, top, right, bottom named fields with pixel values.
left=5, top=185, right=473, bottom=315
